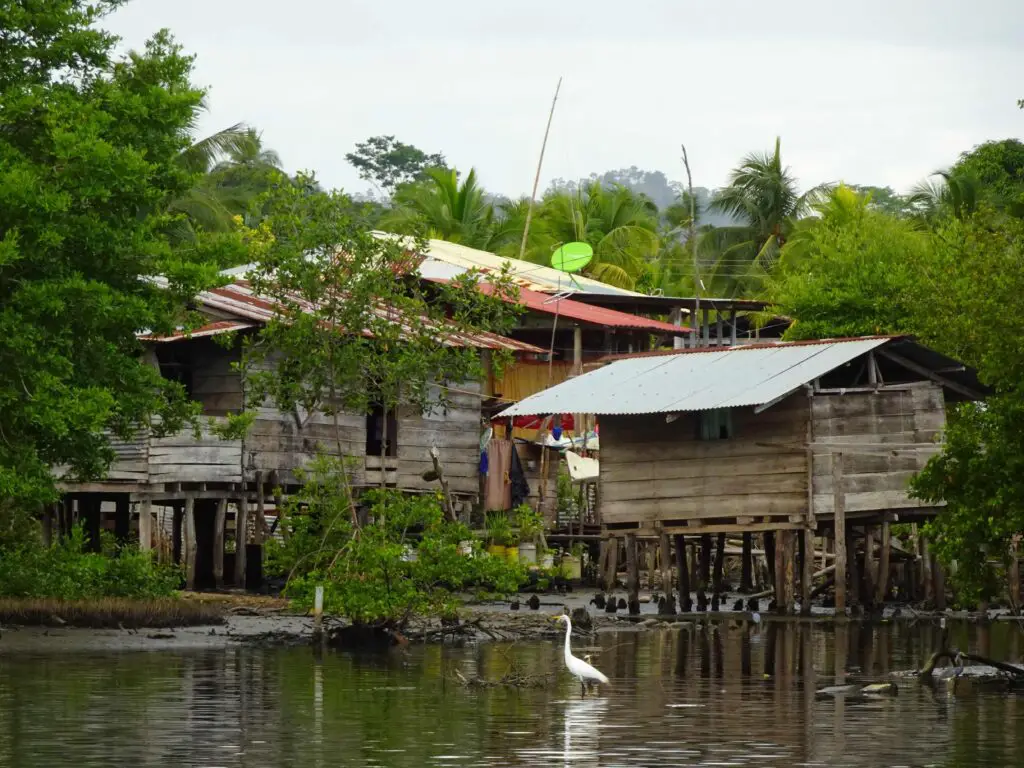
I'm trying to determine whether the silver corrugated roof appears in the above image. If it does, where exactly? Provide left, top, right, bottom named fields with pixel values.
left=499, top=337, right=893, bottom=416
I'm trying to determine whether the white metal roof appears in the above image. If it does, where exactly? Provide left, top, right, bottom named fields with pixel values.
left=499, top=337, right=892, bottom=416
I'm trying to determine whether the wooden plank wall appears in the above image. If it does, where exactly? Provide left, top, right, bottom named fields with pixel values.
left=599, top=393, right=810, bottom=527
left=149, top=420, right=243, bottom=484
left=810, top=383, right=945, bottom=517
left=190, top=340, right=243, bottom=416
left=393, top=383, right=482, bottom=495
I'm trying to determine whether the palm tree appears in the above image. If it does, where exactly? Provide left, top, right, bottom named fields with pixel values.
left=381, top=167, right=497, bottom=250
left=702, top=137, right=825, bottom=296
left=908, top=170, right=979, bottom=222
left=213, top=127, right=283, bottom=172
left=533, top=182, right=660, bottom=289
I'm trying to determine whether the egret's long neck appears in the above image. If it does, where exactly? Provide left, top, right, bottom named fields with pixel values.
left=563, top=618, right=573, bottom=660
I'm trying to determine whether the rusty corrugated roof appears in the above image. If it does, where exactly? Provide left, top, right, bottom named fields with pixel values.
left=139, top=320, right=255, bottom=342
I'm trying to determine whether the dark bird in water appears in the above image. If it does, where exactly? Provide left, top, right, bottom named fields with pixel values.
left=617, top=598, right=627, bottom=610
left=510, top=599, right=520, bottom=611
left=733, top=599, right=745, bottom=611
left=746, top=597, right=759, bottom=612
left=696, top=593, right=708, bottom=612
left=605, top=598, right=618, bottom=613
left=711, top=596, right=720, bottom=612
left=591, top=593, right=607, bottom=609
left=527, top=594, right=540, bottom=610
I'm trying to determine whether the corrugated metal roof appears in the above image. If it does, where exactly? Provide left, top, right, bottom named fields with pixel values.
left=139, top=320, right=255, bottom=342
left=411, top=237, right=644, bottom=297
left=194, top=281, right=545, bottom=354
left=428, top=279, right=689, bottom=334
left=499, top=337, right=892, bottom=416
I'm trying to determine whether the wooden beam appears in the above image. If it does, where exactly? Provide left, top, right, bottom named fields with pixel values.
left=833, top=453, right=847, bottom=613
left=801, top=528, right=814, bottom=615
left=213, top=498, right=227, bottom=589
left=876, top=347, right=984, bottom=400
left=659, top=533, right=675, bottom=613
left=625, top=533, right=640, bottom=614
left=184, top=496, right=197, bottom=590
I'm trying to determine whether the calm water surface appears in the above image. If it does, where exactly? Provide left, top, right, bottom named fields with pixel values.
left=1, top=621, right=1023, bottom=767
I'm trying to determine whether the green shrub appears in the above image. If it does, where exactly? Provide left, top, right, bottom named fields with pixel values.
left=0, top=526, right=181, bottom=600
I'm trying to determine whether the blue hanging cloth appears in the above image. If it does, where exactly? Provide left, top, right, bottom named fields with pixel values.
left=479, top=449, right=489, bottom=475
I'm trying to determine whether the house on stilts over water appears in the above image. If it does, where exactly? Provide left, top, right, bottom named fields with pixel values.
left=499, top=335, right=990, bottom=614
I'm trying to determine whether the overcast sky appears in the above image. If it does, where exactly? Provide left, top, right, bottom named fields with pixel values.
left=106, top=0, right=1024, bottom=199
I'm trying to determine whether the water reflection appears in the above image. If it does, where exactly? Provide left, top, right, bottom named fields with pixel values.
left=0, top=620, right=1022, bottom=766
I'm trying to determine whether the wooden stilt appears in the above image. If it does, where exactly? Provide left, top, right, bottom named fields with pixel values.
left=659, top=533, right=675, bottom=613
left=764, top=532, right=776, bottom=587
left=605, top=536, right=619, bottom=591
left=646, top=542, right=657, bottom=589
left=875, top=522, right=891, bottom=605
left=862, top=526, right=876, bottom=604
left=846, top=525, right=860, bottom=610
left=740, top=532, right=753, bottom=592
left=625, top=533, right=640, bottom=614
left=213, top=499, right=227, bottom=589
left=674, top=534, right=692, bottom=611
left=773, top=530, right=785, bottom=609
left=184, top=496, right=197, bottom=591
left=801, top=528, right=814, bottom=615
left=234, top=497, right=248, bottom=589
left=697, top=534, right=711, bottom=610
left=783, top=531, right=796, bottom=614
left=933, top=558, right=947, bottom=611
left=832, top=453, right=847, bottom=614
left=711, top=532, right=726, bottom=610
left=139, top=499, right=153, bottom=552
left=921, top=534, right=934, bottom=605
left=114, top=496, right=130, bottom=543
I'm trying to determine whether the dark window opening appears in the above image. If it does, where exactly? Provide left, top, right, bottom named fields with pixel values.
left=366, top=404, right=398, bottom=457
left=698, top=408, right=733, bottom=441
left=156, top=346, right=194, bottom=399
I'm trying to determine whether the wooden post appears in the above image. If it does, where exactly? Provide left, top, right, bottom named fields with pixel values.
left=862, top=526, right=876, bottom=604
left=213, top=499, right=227, bottom=589
left=172, top=504, right=183, bottom=564
left=659, top=533, right=675, bottom=613
left=740, top=532, right=753, bottom=592
left=625, top=533, right=640, bottom=614
left=801, top=528, right=814, bottom=615
left=875, top=521, right=891, bottom=605
left=139, top=499, right=153, bottom=552
left=572, top=324, right=583, bottom=375
left=783, top=531, right=796, bottom=614
left=674, top=534, right=691, bottom=611
left=921, top=534, right=934, bottom=605
left=764, top=532, right=776, bottom=587
left=254, top=471, right=267, bottom=544
left=184, top=496, right=197, bottom=591
left=712, top=532, right=726, bottom=609
left=833, top=453, right=847, bottom=614
left=429, top=446, right=457, bottom=522
left=846, top=525, right=860, bottom=610
left=235, top=497, right=249, bottom=588
left=773, top=530, right=785, bottom=610
left=698, top=533, right=712, bottom=608
left=604, top=535, right=619, bottom=591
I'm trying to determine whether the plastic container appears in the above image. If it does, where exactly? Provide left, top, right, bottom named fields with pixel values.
left=487, top=544, right=506, bottom=559
left=518, top=542, right=537, bottom=565
left=540, top=552, right=555, bottom=569
left=505, top=546, right=520, bottom=565
left=561, top=554, right=582, bottom=580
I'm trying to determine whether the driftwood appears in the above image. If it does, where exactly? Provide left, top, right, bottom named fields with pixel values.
left=748, top=564, right=836, bottom=600
left=919, top=649, right=1024, bottom=682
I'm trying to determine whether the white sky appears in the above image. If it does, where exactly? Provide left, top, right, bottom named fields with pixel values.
left=106, top=0, right=1024, bottom=199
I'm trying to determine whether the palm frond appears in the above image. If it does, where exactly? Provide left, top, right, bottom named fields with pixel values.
left=178, top=123, right=251, bottom=174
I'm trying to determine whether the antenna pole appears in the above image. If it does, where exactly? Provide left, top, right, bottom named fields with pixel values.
left=681, top=143, right=699, bottom=346
left=519, top=76, right=562, bottom=261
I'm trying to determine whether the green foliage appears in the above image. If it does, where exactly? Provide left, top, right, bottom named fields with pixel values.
left=0, top=2, right=225, bottom=515
left=0, top=526, right=181, bottom=599
left=484, top=511, right=513, bottom=546
left=382, top=167, right=497, bottom=249
left=514, top=504, right=544, bottom=540
left=270, top=456, right=524, bottom=625
left=345, top=135, right=447, bottom=194
left=951, top=139, right=1024, bottom=214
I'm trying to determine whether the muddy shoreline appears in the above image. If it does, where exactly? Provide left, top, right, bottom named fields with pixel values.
left=1, top=587, right=1020, bottom=654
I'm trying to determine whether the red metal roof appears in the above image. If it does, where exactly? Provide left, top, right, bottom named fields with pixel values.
left=430, top=279, right=690, bottom=334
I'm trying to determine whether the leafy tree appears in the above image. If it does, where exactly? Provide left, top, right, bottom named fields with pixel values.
left=345, top=135, right=447, bottom=195
left=0, top=2, right=225, bottom=522
left=950, top=139, right=1024, bottom=213
left=845, top=185, right=916, bottom=218
left=907, top=170, right=980, bottom=222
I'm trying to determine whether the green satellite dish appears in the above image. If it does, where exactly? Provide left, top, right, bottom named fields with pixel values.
left=550, top=241, right=593, bottom=273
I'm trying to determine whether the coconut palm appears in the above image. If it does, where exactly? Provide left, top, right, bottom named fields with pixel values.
left=702, top=137, right=826, bottom=296
left=908, top=170, right=979, bottom=222
left=382, top=167, right=497, bottom=250
left=533, top=182, right=660, bottom=289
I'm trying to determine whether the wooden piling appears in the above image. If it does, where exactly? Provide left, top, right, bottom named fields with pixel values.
left=213, top=498, right=227, bottom=589
left=712, top=532, right=729, bottom=610
left=697, top=534, right=711, bottom=609
left=625, top=533, right=640, bottom=614
left=846, top=525, right=860, bottom=610
left=659, top=533, right=676, bottom=614
left=833, top=453, right=847, bottom=613
left=801, top=528, right=814, bottom=615
left=783, top=531, right=796, bottom=614
left=862, top=526, right=876, bottom=603
left=184, top=496, right=197, bottom=591
left=139, top=499, right=153, bottom=552
left=674, top=534, right=691, bottom=611
left=234, top=497, right=248, bottom=589
left=764, top=532, right=776, bottom=587
left=1011, top=535, right=1022, bottom=613
left=604, top=535, right=619, bottom=591
left=875, top=521, right=891, bottom=604
left=740, top=532, right=753, bottom=592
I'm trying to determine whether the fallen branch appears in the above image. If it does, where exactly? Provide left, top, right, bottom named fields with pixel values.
left=920, top=649, right=1024, bottom=681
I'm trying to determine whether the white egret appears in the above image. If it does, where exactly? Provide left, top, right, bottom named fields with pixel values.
left=553, top=614, right=609, bottom=696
